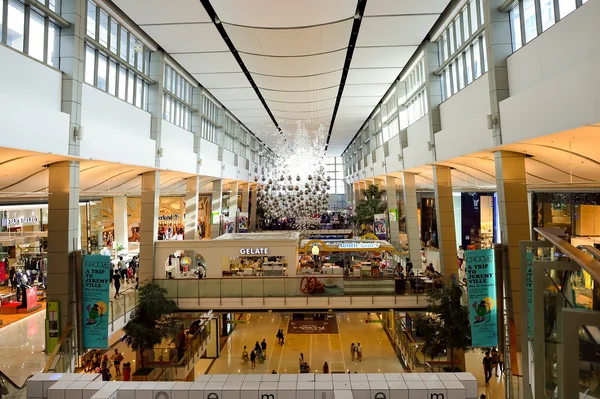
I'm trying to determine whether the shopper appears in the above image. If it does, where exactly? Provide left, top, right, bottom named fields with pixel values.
left=421, top=248, right=428, bottom=269
left=112, top=264, right=119, bottom=286
left=299, top=352, right=304, bottom=364
left=250, top=350, right=256, bottom=370
left=480, top=395, right=486, bottom=399
left=112, top=270, right=121, bottom=299
left=498, top=351, right=504, bottom=374
left=254, top=341, right=261, bottom=353
left=241, top=346, right=249, bottom=364
left=482, top=351, right=493, bottom=386
left=118, top=257, right=127, bottom=282
left=8, top=266, right=16, bottom=291
left=356, top=343, right=363, bottom=362
left=122, top=363, right=131, bottom=381
left=100, top=367, right=111, bottom=381
left=111, top=349, right=123, bottom=377
left=350, top=343, right=356, bottom=360
left=457, top=245, right=465, bottom=270
left=322, top=362, right=329, bottom=374
left=261, top=339, right=267, bottom=352
left=491, top=348, right=499, bottom=376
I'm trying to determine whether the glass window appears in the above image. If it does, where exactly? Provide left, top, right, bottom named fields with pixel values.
left=128, top=36, right=135, bottom=65
left=143, top=82, right=149, bottom=110
left=108, top=60, right=117, bottom=95
left=84, top=46, right=95, bottom=84
left=48, top=0, right=59, bottom=12
left=558, top=0, right=576, bottom=18
left=119, top=27, right=128, bottom=60
left=136, top=48, right=143, bottom=72
left=457, top=55, right=465, bottom=90
left=47, top=22, right=60, bottom=67
left=86, top=0, right=96, bottom=39
left=441, top=32, right=448, bottom=61
left=28, top=10, right=45, bottom=61
left=523, top=0, right=538, bottom=43
left=465, top=48, right=473, bottom=84
left=451, top=62, right=458, bottom=94
left=118, top=66, right=126, bottom=100
left=0, top=2, right=3, bottom=43
left=444, top=68, right=451, bottom=100
left=448, top=22, right=455, bottom=54
left=145, top=49, right=151, bottom=74
left=509, top=5, right=522, bottom=51
left=481, top=35, right=488, bottom=73
left=7, top=0, right=25, bottom=51
left=462, top=8, right=470, bottom=40
left=472, top=40, right=481, bottom=79
left=469, top=0, right=478, bottom=33
left=478, top=0, right=484, bottom=25
left=135, top=77, right=142, bottom=108
left=109, top=19, right=118, bottom=54
left=540, top=0, right=555, bottom=31
left=98, top=10, right=108, bottom=46
left=97, top=53, right=107, bottom=91
left=455, top=19, right=462, bottom=48
left=127, top=71, right=134, bottom=103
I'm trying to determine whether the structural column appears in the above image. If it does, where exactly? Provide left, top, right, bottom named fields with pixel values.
left=240, top=183, right=249, bottom=214
left=495, top=150, right=530, bottom=351
left=46, top=161, right=80, bottom=351
left=228, top=181, right=239, bottom=232
left=433, top=165, right=458, bottom=277
left=402, top=172, right=422, bottom=266
left=139, top=171, right=159, bottom=283
left=384, top=176, right=400, bottom=244
left=210, top=180, right=223, bottom=238
left=184, top=177, right=199, bottom=240
left=147, top=50, right=166, bottom=168
left=113, top=197, right=128, bottom=254
left=249, top=184, right=258, bottom=232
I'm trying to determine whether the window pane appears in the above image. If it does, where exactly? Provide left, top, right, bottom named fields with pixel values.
left=523, top=0, right=538, bottom=43
left=558, top=0, right=576, bottom=18
left=478, top=0, right=484, bottom=24
left=0, top=2, right=3, bottom=43
left=108, top=60, right=117, bottom=95
left=84, top=46, right=95, bottom=84
left=86, top=0, right=96, bottom=38
left=47, top=23, right=60, bottom=67
left=465, top=48, right=473, bottom=84
left=451, top=63, right=458, bottom=94
left=448, top=22, right=455, bottom=54
left=136, top=48, right=143, bottom=72
left=97, top=53, right=107, bottom=90
left=135, top=77, right=142, bottom=108
left=462, top=8, right=470, bottom=40
left=481, top=35, right=488, bottom=73
left=510, top=6, right=522, bottom=52
left=7, top=0, right=25, bottom=51
left=28, top=10, right=45, bottom=61
left=118, top=66, right=126, bottom=100
left=109, top=19, right=118, bottom=53
left=457, top=55, right=465, bottom=90
left=143, top=83, right=149, bottom=110
left=127, top=71, right=134, bottom=103
left=469, top=0, right=478, bottom=32
left=441, top=32, right=448, bottom=61
left=473, top=40, right=481, bottom=79
left=145, top=50, right=151, bottom=74
left=98, top=10, right=108, bottom=46
left=455, top=18, right=462, bottom=48
left=128, top=36, right=135, bottom=65
left=48, top=0, right=59, bottom=12
left=540, top=0, right=555, bottom=31
left=119, top=27, right=127, bottom=60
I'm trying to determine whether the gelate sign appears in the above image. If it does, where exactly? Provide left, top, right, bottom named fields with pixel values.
left=240, top=247, right=269, bottom=255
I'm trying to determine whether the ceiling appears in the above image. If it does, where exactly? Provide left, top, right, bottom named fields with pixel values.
left=111, top=0, right=451, bottom=155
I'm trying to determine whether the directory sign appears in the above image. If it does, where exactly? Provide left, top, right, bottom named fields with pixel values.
left=465, top=249, right=498, bottom=347
left=82, top=254, right=111, bottom=348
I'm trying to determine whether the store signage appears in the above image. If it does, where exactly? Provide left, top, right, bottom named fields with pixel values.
left=526, top=251, right=534, bottom=338
left=46, top=301, right=60, bottom=352
left=338, top=242, right=380, bottom=249
left=2, top=216, right=38, bottom=226
left=466, top=249, right=498, bottom=347
left=240, top=247, right=269, bottom=255
left=158, top=214, right=180, bottom=221
left=374, top=213, right=387, bottom=240
left=25, top=286, right=37, bottom=309
left=82, top=254, right=111, bottom=349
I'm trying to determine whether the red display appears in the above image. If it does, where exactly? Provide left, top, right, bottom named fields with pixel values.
left=0, top=261, right=5, bottom=282
left=25, top=287, right=37, bottom=310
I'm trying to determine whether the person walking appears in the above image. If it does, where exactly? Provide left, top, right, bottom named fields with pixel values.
left=118, top=257, right=127, bottom=283
left=250, top=350, right=256, bottom=370
left=261, top=339, right=267, bottom=352
left=482, top=351, right=493, bottom=386
left=299, top=352, right=304, bottom=364
left=491, top=348, right=499, bottom=376
left=112, top=270, right=121, bottom=299
left=111, top=349, right=123, bottom=377
left=122, top=363, right=131, bottom=381
left=356, top=343, right=363, bottom=362
left=241, top=346, right=249, bottom=364
left=350, top=343, right=356, bottom=361
left=457, top=245, right=465, bottom=270
left=323, top=362, right=329, bottom=374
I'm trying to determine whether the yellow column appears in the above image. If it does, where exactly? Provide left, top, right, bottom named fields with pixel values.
left=433, top=165, right=458, bottom=278
left=184, top=176, right=199, bottom=240
left=139, top=171, right=159, bottom=283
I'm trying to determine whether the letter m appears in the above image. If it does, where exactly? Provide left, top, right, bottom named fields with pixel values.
left=261, top=395, right=275, bottom=399
left=430, top=394, right=444, bottom=399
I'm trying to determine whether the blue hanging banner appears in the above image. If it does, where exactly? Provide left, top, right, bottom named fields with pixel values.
left=466, top=249, right=498, bottom=347
left=82, top=254, right=111, bottom=349
left=526, top=251, right=534, bottom=338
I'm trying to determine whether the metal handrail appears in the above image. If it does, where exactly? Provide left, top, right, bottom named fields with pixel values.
left=535, top=227, right=600, bottom=283
left=0, top=370, right=30, bottom=390
left=42, top=324, right=72, bottom=372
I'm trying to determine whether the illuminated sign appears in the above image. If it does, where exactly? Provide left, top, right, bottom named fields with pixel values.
left=338, top=242, right=380, bottom=249
left=2, top=216, right=39, bottom=226
left=158, top=214, right=180, bottom=221
left=240, top=248, right=269, bottom=255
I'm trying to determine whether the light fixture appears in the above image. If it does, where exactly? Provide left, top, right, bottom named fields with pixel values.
left=73, top=126, right=84, bottom=140
left=486, top=114, right=498, bottom=130
left=157, top=147, right=164, bottom=157
left=311, top=245, right=320, bottom=256
left=214, top=16, right=221, bottom=24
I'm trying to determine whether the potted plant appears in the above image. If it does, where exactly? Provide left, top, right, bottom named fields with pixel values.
left=414, top=285, right=472, bottom=371
left=123, top=283, right=179, bottom=375
left=113, top=242, right=126, bottom=258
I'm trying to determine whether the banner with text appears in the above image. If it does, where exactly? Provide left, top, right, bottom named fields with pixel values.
left=466, top=249, right=498, bottom=347
left=526, top=251, right=534, bottom=338
left=374, top=213, right=387, bottom=240
left=238, top=212, right=249, bottom=233
left=82, top=254, right=111, bottom=349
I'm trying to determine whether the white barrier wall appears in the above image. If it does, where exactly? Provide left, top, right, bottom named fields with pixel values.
left=29, top=372, right=479, bottom=399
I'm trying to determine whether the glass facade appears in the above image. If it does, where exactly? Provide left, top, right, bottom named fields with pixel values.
left=163, top=64, right=194, bottom=131
left=84, top=0, right=151, bottom=111
left=201, top=95, right=219, bottom=143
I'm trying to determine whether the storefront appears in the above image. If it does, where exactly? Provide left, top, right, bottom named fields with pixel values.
left=453, top=192, right=500, bottom=250
left=154, top=232, right=300, bottom=279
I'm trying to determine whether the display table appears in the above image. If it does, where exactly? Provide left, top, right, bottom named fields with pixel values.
left=18, top=287, right=41, bottom=313
left=1, top=302, right=20, bottom=314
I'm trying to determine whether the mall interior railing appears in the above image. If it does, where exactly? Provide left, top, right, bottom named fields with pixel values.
left=520, top=227, right=600, bottom=399
left=154, top=275, right=442, bottom=306
left=43, top=324, right=74, bottom=374
left=107, top=285, right=139, bottom=330
left=0, top=369, right=30, bottom=399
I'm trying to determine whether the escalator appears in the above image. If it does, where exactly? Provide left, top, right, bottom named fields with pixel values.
left=0, top=370, right=31, bottom=399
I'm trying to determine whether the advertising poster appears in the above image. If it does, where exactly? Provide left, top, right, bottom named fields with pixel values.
left=223, top=216, right=235, bottom=233
left=46, top=301, right=60, bottom=353
left=211, top=211, right=220, bottom=225
left=25, top=287, right=38, bottom=309
left=0, top=260, right=5, bottom=282
left=389, top=209, right=398, bottom=222
left=238, top=212, right=249, bottom=233
left=526, top=251, right=534, bottom=338
left=298, top=276, right=344, bottom=296
left=465, top=249, right=498, bottom=347
left=82, top=254, right=111, bottom=349
left=374, top=213, right=388, bottom=240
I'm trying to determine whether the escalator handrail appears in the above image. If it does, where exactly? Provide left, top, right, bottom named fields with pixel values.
left=0, top=370, right=32, bottom=390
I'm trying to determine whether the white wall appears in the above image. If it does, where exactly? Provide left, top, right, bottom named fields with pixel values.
left=385, top=135, right=403, bottom=172
left=160, top=121, right=197, bottom=174
left=0, top=47, right=70, bottom=154
left=403, top=117, right=433, bottom=170
left=501, top=0, right=600, bottom=144
left=80, top=85, right=155, bottom=166
left=435, top=75, right=494, bottom=160
left=199, top=139, right=222, bottom=177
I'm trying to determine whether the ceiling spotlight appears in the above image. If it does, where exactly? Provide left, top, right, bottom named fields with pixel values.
left=354, top=11, right=361, bottom=20
left=214, top=16, right=221, bottom=24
